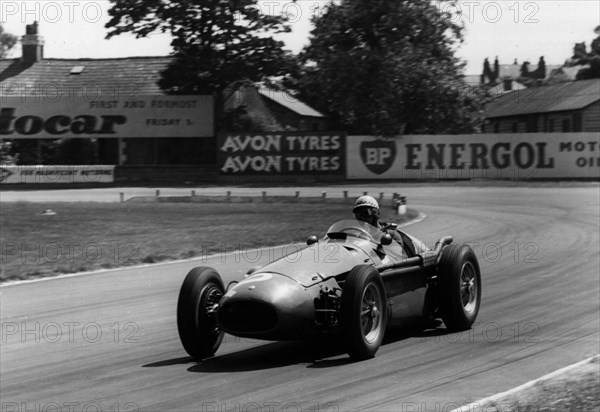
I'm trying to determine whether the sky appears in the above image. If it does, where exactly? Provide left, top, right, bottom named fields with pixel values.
left=1, top=0, right=599, bottom=74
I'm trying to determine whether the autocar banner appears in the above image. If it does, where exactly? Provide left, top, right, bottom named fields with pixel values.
left=218, top=132, right=346, bottom=175
left=0, top=95, right=213, bottom=138
left=347, top=133, right=600, bottom=179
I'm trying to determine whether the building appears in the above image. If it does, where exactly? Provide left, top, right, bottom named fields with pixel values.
left=478, top=56, right=562, bottom=95
left=223, top=82, right=329, bottom=132
left=1, top=23, right=326, bottom=172
left=482, top=79, right=600, bottom=133
left=0, top=22, right=217, bottom=168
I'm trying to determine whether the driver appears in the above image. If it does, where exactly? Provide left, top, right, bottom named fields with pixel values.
left=353, top=195, right=416, bottom=256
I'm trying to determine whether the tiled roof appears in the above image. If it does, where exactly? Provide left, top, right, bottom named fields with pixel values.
left=0, top=56, right=171, bottom=96
left=259, top=87, right=325, bottom=118
left=484, top=79, right=600, bottom=118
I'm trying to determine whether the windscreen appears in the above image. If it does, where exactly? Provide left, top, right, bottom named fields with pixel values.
left=325, top=220, right=384, bottom=243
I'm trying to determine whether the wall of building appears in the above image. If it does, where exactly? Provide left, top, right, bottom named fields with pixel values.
left=582, top=101, right=600, bottom=132
left=487, top=105, right=599, bottom=134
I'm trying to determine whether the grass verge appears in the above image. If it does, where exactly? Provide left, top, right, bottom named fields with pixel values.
left=470, top=356, right=600, bottom=412
left=0, top=202, right=418, bottom=283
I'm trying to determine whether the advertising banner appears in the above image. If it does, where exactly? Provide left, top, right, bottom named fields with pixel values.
left=0, top=165, right=115, bottom=184
left=218, top=132, right=346, bottom=175
left=0, top=95, right=213, bottom=138
left=347, top=133, right=600, bottom=179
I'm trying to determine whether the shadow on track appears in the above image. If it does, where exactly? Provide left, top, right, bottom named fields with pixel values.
left=142, top=322, right=452, bottom=372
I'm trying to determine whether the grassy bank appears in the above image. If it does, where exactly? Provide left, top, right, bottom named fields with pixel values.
left=0, top=202, right=417, bottom=282
left=476, top=356, right=599, bottom=412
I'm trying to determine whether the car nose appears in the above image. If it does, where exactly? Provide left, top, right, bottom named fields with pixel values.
left=217, top=273, right=315, bottom=339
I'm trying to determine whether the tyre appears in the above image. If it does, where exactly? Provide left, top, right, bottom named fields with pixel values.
left=341, top=265, right=388, bottom=360
left=177, top=267, right=225, bottom=360
left=437, top=244, right=482, bottom=331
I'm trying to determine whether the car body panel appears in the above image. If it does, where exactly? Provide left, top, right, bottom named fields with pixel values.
left=254, top=241, right=372, bottom=288
left=216, top=219, right=434, bottom=340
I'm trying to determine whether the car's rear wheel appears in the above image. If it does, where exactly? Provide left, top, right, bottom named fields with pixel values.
left=341, top=265, right=388, bottom=361
left=177, top=267, right=225, bottom=360
left=437, top=244, right=481, bottom=331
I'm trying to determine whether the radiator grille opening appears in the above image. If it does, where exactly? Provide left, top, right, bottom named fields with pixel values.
left=218, top=301, right=278, bottom=333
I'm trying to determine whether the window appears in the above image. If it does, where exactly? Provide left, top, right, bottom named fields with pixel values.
left=548, top=119, right=554, bottom=132
left=562, top=119, right=571, bottom=132
left=526, top=116, right=538, bottom=133
left=70, top=66, right=85, bottom=75
left=573, top=112, right=582, bottom=132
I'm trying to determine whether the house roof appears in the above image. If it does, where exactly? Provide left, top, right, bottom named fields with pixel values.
left=259, top=87, right=325, bottom=118
left=463, top=75, right=481, bottom=87
left=484, top=79, right=600, bottom=118
left=497, top=64, right=522, bottom=79
left=547, top=65, right=589, bottom=82
left=0, top=56, right=171, bottom=96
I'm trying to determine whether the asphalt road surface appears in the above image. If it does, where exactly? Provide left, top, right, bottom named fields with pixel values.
left=1, top=185, right=598, bottom=412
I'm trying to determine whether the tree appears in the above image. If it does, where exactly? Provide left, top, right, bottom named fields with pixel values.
left=566, top=26, right=600, bottom=80
left=105, top=0, right=296, bottom=126
left=293, top=0, right=480, bottom=135
left=0, top=23, right=18, bottom=59
left=0, top=24, right=18, bottom=163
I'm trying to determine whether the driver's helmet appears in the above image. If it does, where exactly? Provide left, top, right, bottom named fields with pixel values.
left=353, top=195, right=379, bottom=213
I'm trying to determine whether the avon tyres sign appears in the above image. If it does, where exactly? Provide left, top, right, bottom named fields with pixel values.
left=0, top=165, right=115, bottom=184
left=218, top=133, right=345, bottom=174
left=0, top=95, right=213, bottom=138
left=347, top=133, right=600, bottom=179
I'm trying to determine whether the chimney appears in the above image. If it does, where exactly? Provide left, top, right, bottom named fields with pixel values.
left=21, top=21, right=44, bottom=64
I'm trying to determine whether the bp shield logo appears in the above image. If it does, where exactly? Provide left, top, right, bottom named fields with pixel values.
left=360, top=140, right=397, bottom=175
left=0, top=167, right=14, bottom=183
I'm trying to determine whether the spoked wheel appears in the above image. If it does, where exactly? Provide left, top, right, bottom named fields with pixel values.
left=437, top=244, right=482, bottom=331
left=341, top=265, right=388, bottom=361
left=177, top=267, right=225, bottom=360
left=460, top=261, right=479, bottom=314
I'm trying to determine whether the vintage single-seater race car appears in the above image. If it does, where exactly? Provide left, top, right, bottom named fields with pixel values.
left=177, top=219, right=482, bottom=361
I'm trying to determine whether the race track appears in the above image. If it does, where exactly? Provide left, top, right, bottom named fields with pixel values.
left=1, top=185, right=598, bottom=412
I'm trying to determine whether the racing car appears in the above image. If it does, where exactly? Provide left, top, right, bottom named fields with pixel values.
left=177, top=219, right=481, bottom=361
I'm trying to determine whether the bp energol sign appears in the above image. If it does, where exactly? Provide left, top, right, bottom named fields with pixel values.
left=348, top=134, right=600, bottom=179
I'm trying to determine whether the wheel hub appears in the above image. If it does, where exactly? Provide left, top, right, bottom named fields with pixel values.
left=361, top=284, right=383, bottom=343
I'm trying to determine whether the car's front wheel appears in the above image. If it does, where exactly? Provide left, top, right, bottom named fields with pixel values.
left=341, top=265, right=388, bottom=361
left=437, top=244, right=482, bottom=331
left=177, top=267, right=225, bottom=360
